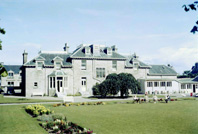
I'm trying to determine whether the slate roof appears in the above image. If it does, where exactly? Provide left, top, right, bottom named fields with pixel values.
left=70, top=46, right=126, bottom=60
left=24, top=53, right=72, bottom=66
left=178, top=78, right=198, bottom=84
left=4, top=65, right=21, bottom=74
left=125, top=56, right=151, bottom=68
left=148, top=65, right=177, bottom=76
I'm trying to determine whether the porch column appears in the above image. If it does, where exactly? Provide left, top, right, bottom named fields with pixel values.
left=55, top=76, right=57, bottom=92
left=48, top=77, right=50, bottom=96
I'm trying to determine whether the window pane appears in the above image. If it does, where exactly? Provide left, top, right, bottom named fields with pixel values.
left=56, top=62, right=61, bottom=69
left=96, top=68, right=105, bottom=78
left=53, top=77, right=55, bottom=88
left=50, top=77, right=52, bottom=88
left=81, top=60, right=86, bottom=70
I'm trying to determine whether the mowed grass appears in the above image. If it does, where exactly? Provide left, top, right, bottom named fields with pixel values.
left=51, top=100, right=198, bottom=134
left=0, top=105, right=48, bottom=134
left=0, top=95, right=61, bottom=104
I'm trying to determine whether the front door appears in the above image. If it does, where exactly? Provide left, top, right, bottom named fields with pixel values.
left=57, top=77, right=63, bottom=93
left=81, top=77, right=87, bottom=92
left=193, top=85, right=196, bottom=93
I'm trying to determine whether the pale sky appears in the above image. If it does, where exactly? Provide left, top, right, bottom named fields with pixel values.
left=0, top=0, right=198, bottom=74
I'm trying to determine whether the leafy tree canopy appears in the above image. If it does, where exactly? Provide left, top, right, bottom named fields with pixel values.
left=183, top=1, right=198, bottom=33
left=0, top=27, right=6, bottom=50
left=92, top=73, right=140, bottom=97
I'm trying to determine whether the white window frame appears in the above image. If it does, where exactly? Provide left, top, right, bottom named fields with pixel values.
left=133, top=62, right=139, bottom=70
left=34, top=82, right=38, bottom=88
left=167, top=82, right=172, bottom=87
left=81, top=60, right=87, bottom=70
left=181, top=84, right=186, bottom=89
left=8, top=71, right=14, bottom=79
left=147, top=82, right=153, bottom=87
left=154, top=82, right=159, bottom=87
left=96, top=68, right=105, bottom=78
left=55, top=61, right=62, bottom=70
left=112, top=61, right=117, bottom=71
left=37, top=61, right=44, bottom=70
left=49, top=77, right=55, bottom=89
left=160, top=82, right=166, bottom=87
left=85, top=47, right=91, bottom=55
left=8, top=81, right=14, bottom=86
left=187, top=84, right=192, bottom=89
left=107, top=48, right=112, bottom=55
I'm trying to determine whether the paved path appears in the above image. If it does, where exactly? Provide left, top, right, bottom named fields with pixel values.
left=0, top=93, right=194, bottom=106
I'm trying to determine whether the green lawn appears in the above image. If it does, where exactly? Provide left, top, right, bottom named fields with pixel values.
left=0, top=100, right=198, bottom=134
left=50, top=100, right=198, bottom=134
left=0, top=95, right=61, bottom=104
left=0, top=105, right=48, bottom=134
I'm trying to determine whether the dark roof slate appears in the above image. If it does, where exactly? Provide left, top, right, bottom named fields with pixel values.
left=25, top=53, right=72, bottom=66
left=148, top=65, right=177, bottom=76
left=71, top=46, right=126, bottom=60
left=4, top=65, right=21, bottom=74
left=125, top=56, right=150, bottom=68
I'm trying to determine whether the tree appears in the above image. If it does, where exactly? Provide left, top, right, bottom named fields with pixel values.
left=182, top=1, right=198, bottom=33
left=98, top=80, right=110, bottom=97
left=92, top=82, right=100, bottom=95
left=118, top=73, right=140, bottom=97
left=0, top=65, right=7, bottom=77
left=0, top=26, right=6, bottom=50
left=106, top=73, right=120, bottom=96
left=92, top=73, right=140, bottom=97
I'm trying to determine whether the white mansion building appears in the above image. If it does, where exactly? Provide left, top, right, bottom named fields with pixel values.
left=1, top=44, right=198, bottom=97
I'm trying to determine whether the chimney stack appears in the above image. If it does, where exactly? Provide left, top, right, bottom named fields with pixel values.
left=111, top=45, right=118, bottom=52
left=23, top=50, right=28, bottom=64
left=63, top=43, right=69, bottom=53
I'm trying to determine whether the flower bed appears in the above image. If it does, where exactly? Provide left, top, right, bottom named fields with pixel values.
left=170, top=99, right=177, bottom=101
left=25, top=104, right=95, bottom=134
left=25, top=104, right=54, bottom=117
left=61, top=102, right=106, bottom=107
left=40, top=119, right=94, bottom=134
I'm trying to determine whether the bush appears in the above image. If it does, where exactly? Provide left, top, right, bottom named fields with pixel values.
left=25, top=104, right=53, bottom=117
left=46, top=121, right=54, bottom=129
left=92, top=83, right=100, bottom=95
left=37, top=115, right=53, bottom=122
left=52, top=113, right=65, bottom=120
left=93, top=73, right=140, bottom=97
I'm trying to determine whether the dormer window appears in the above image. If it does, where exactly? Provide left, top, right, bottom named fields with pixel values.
left=8, top=72, right=14, bottom=79
left=133, top=62, right=139, bottom=70
left=85, top=47, right=91, bottom=55
left=107, top=48, right=112, bottom=55
left=55, top=62, right=61, bottom=69
left=53, top=56, right=63, bottom=70
left=35, top=56, right=45, bottom=70
left=37, top=61, right=43, bottom=70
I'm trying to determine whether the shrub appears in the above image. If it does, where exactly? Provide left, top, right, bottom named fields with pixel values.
left=46, top=121, right=54, bottom=129
left=52, top=113, right=65, bottom=120
left=25, top=104, right=53, bottom=117
left=52, top=125, right=59, bottom=133
left=92, top=82, right=100, bottom=95
left=37, top=115, right=53, bottom=122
